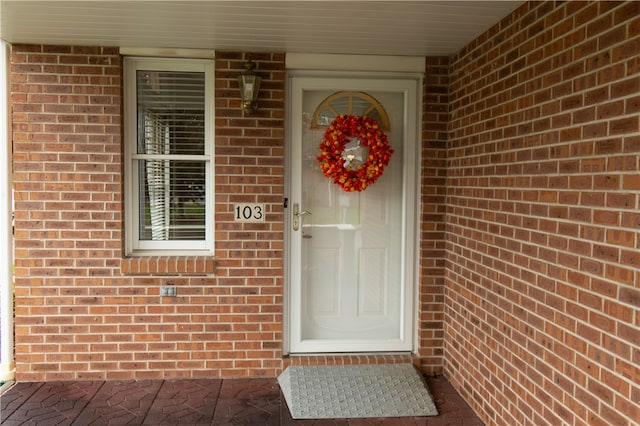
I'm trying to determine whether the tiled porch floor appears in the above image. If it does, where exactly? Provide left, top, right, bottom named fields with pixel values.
left=0, top=375, right=482, bottom=425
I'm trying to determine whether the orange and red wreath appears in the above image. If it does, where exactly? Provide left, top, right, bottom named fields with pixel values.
left=317, top=114, right=394, bottom=192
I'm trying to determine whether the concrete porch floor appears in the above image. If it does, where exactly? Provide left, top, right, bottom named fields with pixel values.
left=0, top=375, right=483, bottom=425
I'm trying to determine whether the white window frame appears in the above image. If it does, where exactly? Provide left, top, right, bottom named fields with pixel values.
left=123, top=57, right=214, bottom=256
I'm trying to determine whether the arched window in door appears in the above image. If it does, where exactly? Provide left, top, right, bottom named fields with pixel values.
left=311, top=91, right=390, bottom=130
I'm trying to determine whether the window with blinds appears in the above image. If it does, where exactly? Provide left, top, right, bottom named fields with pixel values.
left=124, top=58, right=213, bottom=255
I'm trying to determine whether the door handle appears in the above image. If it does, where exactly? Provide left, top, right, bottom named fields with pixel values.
left=292, top=203, right=311, bottom=231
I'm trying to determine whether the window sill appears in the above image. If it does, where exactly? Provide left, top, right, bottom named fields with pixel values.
left=120, top=256, right=215, bottom=276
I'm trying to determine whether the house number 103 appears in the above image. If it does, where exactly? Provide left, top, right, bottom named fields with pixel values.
left=234, top=203, right=265, bottom=222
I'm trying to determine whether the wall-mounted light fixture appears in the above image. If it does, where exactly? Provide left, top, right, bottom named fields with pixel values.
left=237, top=58, right=261, bottom=115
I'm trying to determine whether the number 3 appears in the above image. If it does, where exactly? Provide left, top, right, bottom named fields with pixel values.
left=253, top=205, right=263, bottom=220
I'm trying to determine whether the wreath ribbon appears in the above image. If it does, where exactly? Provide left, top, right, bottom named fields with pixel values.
left=317, top=114, right=393, bottom=192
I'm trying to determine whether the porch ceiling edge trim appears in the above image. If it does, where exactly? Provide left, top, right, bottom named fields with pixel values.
left=286, top=53, right=425, bottom=73
left=119, top=47, right=216, bottom=59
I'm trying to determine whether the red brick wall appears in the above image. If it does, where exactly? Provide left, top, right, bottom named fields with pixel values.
left=10, top=46, right=442, bottom=380
left=445, top=2, right=640, bottom=425
left=11, top=46, right=287, bottom=380
left=418, top=57, right=449, bottom=373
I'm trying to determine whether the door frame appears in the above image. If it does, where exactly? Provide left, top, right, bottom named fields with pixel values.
left=283, top=61, right=424, bottom=355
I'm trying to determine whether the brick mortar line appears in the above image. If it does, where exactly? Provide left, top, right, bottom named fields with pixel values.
left=448, top=108, right=637, bottom=143
left=449, top=57, right=639, bottom=102
left=446, top=203, right=640, bottom=230
left=447, top=152, right=640, bottom=160
left=449, top=45, right=639, bottom=99
left=441, top=344, right=509, bottom=423
left=445, top=204, right=639, bottom=225
left=449, top=338, right=529, bottom=424
left=442, top=286, right=637, bottom=424
left=451, top=7, right=637, bottom=76
left=443, top=313, right=637, bottom=426
left=454, top=3, right=635, bottom=57
left=450, top=74, right=639, bottom=103
left=446, top=170, right=640, bottom=179
left=444, top=233, right=638, bottom=309
left=443, top=267, right=637, bottom=373
left=445, top=244, right=635, bottom=281
left=447, top=119, right=640, bottom=141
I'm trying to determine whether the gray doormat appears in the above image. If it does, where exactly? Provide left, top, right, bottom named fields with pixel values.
left=278, top=364, right=438, bottom=419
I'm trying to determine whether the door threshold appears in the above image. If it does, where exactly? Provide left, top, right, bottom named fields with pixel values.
left=286, top=351, right=413, bottom=357
left=283, top=352, right=419, bottom=369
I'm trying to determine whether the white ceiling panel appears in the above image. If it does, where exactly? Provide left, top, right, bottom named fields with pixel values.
left=0, top=1, right=524, bottom=56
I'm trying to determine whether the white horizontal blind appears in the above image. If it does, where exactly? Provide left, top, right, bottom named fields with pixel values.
left=136, top=69, right=207, bottom=242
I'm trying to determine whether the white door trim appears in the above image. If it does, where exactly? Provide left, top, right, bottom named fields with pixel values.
left=284, top=71, right=423, bottom=355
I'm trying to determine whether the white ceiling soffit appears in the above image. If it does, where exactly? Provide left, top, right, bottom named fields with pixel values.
left=0, top=1, right=524, bottom=57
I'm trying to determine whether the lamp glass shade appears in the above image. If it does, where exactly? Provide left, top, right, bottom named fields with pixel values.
left=238, top=74, right=261, bottom=103
left=237, top=59, right=261, bottom=115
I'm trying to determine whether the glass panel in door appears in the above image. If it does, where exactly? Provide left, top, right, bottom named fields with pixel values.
left=292, top=86, right=408, bottom=352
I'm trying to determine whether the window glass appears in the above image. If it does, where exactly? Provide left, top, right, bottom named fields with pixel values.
left=138, top=160, right=206, bottom=241
left=125, top=58, right=213, bottom=255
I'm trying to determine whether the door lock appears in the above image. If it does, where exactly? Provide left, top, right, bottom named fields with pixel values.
left=292, top=203, right=311, bottom=231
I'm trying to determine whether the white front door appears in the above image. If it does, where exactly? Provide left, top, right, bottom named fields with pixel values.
left=287, top=75, right=421, bottom=353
